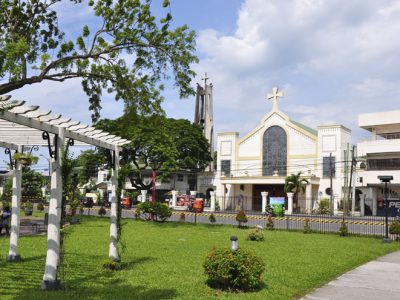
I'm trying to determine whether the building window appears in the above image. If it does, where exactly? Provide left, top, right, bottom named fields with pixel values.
left=323, top=156, right=335, bottom=178
left=367, top=158, right=400, bottom=170
left=102, top=173, right=108, bottom=182
left=262, top=126, right=287, bottom=176
left=221, top=160, right=231, bottom=176
left=177, top=174, right=184, bottom=182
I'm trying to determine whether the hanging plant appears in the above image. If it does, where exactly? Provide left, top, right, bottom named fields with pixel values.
left=13, top=153, right=39, bottom=166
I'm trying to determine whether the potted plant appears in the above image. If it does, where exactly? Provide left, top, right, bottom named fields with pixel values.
left=22, top=201, right=33, bottom=216
left=13, top=153, right=39, bottom=167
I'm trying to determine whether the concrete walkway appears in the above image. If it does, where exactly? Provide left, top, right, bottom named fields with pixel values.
left=301, top=250, right=400, bottom=300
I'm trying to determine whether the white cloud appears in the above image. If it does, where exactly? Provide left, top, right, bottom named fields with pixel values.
left=195, top=0, right=400, bottom=140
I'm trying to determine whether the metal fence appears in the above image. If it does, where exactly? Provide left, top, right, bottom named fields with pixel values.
left=166, top=211, right=400, bottom=240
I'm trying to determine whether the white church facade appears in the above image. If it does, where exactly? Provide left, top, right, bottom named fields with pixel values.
left=214, top=87, right=351, bottom=214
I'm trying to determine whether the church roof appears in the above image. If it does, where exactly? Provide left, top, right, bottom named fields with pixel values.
left=290, top=119, right=317, bottom=136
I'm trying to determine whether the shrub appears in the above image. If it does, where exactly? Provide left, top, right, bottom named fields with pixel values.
left=37, top=202, right=44, bottom=211
left=318, top=198, right=331, bottom=215
left=209, top=213, right=216, bottom=223
left=339, top=220, right=348, bottom=236
left=236, top=210, right=248, bottom=228
left=203, top=247, right=265, bottom=291
left=136, top=201, right=153, bottom=220
left=98, top=206, right=107, bottom=217
left=134, top=207, right=141, bottom=219
left=102, top=259, right=121, bottom=271
left=303, top=218, right=312, bottom=234
left=266, top=215, right=274, bottom=230
left=1, top=201, right=10, bottom=211
left=247, top=228, right=264, bottom=241
left=79, top=204, right=84, bottom=214
left=69, top=199, right=79, bottom=216
left=179, top=212, right=186, bottom=222
left=264, top=204, right=273, bottom=216
left=153, top=202, right=172, bottom=222
left=389, top=219, right=400, bottom=239
left=215, top=201, right=220, bottom=211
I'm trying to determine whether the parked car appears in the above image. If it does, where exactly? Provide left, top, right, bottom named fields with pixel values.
left=80, top=196, right=94, bottom=208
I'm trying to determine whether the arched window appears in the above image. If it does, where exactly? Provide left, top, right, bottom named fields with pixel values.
left=262, top=126, right=287, bottom=176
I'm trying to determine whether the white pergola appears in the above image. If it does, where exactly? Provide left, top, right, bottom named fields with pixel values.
left=0, top=95, right=130, bottom=290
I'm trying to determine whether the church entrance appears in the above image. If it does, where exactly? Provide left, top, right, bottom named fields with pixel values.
left=252, top=184, right=286, bottom=211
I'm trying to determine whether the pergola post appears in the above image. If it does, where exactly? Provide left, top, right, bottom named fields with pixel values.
left=109, top=146, right=120, bottom=261
left=41, top=128, right=64, bottom=290
left=7, top=145, right=22, bottom=262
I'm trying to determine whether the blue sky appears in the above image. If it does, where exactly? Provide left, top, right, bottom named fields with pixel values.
left=6, top=0, right=400, bottom=170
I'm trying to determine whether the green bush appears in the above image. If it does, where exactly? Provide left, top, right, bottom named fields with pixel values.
left=318, top=198, right=331, bottom=215
left=136, top=202, right=153, bottom=220
left=203, top=247, right=265, bottom=291
left=153, top=202, right=172, bottom=222
left=389, top=220, right=400, bottom=238
left=37, top=202, right=44, bottom=211
left=136, top=202, right=172, bottom=222
left=303, top=218, right=312, bottom=234
left=339, top=221, right=348, bottom=236
left=247, top=228, right=264, bottom=241
left=1, top=201, right=11, bottom=211
left=134, top=207, right=141, bottom=219
left=98, top=206, right=107, bottom=217
left=266, top=215, right=274, bottom=230
left=209, top=213, right=216, bottom=223
left=236, top=210, right=248, bottom=228
left=215, top=201, right=220, bottom=211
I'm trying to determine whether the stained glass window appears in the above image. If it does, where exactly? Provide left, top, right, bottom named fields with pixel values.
left=262, top=126, right=287, bottom=176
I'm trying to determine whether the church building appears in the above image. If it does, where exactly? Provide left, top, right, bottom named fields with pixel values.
left=214, top=87, right=351, bottom=213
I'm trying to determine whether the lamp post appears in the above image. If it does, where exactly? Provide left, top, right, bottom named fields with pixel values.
left=378, top=175, right=393, bottom=243
left=149, top=160, right=158, bottom=222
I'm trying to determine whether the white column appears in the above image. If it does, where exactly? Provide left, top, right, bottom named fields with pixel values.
left=109, top=146, right=120, bottom=262
left=190, top=191, right=197, bottom=196
left=171, top=190, right=177, bottom=207
left=261, top=191, right=268, bottom=214
left=7, top=146, right=22, bottom=262
left=305, top=184, right=312, bottom=213
left=210, top=191, right=216, bottom=212
left=42, top=128, right=64, bottom=290
left=141, top=190, right=147, bottom=202
left=287, top=192, right=294, bottom=215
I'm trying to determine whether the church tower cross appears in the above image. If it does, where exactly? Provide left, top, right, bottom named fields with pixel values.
left=201, top=72, right=209, bottom=90
left=267, top=87, right=283, bottom=111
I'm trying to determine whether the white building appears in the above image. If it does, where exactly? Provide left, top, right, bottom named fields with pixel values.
left=215, top=87, right=351, bottom=213
left=356, top=110, right=400, bottom=216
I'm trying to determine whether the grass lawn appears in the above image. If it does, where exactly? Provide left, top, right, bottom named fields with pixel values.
left=0, top=216, right=399, bottom=300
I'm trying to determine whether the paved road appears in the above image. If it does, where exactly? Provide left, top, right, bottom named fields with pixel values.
left=301, top=251, right=400, bottom=300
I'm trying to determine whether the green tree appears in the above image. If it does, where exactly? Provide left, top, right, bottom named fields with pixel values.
left=284, top=172, right=309, bottom=208
left=96, top=112, right=212, bottom=191
left=0, top=0, right=198, bottom=121
left=21, top=167, right=46, bottom=197
left=75, top=149, right=105, bottom=185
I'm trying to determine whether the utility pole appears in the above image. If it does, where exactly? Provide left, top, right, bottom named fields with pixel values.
left=349, top=145, right=356, bottom=214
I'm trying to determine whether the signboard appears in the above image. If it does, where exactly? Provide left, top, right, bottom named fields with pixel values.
left=270, top=197, right=285, bottom=216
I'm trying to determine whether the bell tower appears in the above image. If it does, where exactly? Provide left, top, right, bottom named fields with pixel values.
left=194, top=73, right=214, bottom=171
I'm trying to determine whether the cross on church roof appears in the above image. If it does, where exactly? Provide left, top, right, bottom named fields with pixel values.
left=267, top=87, right=283, bottom=111
left=201, top=72, right=209, bottom=89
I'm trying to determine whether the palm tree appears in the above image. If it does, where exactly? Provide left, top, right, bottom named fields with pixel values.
left=284, top=172, right=309, bottom=209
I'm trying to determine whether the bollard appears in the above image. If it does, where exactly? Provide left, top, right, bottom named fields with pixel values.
left=230, top=235, right=238, bottom=252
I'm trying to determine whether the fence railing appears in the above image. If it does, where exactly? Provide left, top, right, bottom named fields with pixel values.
left=165, top=211, right=400, bottom=240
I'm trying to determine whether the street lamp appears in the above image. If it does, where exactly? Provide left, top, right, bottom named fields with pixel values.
left=378, top=175, right=393, bottom=243
left=149, top=159, right=158, bottom=221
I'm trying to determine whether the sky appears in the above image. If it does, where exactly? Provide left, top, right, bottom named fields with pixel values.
left=5, top=0, right=400, bottom=170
